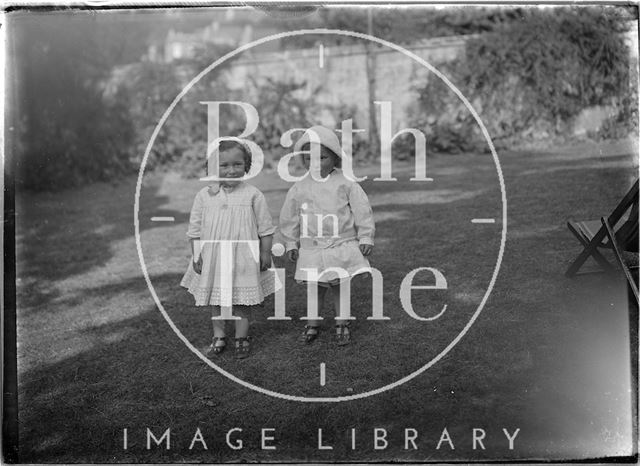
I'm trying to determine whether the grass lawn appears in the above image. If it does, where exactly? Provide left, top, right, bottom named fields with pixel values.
left=15, top=138, right=638, bottom=462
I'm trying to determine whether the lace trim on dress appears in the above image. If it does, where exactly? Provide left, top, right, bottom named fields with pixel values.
left=186, top=285, right=269, bottom=306
left=183, top=273, right=277, bottom=306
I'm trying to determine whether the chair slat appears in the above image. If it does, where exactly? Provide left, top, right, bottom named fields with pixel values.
left=566, top=178, right=639, bottom=277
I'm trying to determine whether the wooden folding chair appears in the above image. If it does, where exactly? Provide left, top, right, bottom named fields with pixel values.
left=565, top=179, right=639, bottom=277
left=601, top=215, right=639, bottom=302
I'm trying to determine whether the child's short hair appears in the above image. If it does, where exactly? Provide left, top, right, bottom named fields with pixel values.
left=300, top=142, right=342, bottom=168
left=217, top=140, right=252, bottom=173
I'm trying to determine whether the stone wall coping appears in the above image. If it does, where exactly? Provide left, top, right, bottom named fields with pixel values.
left=232, top=33, right=479, bottom=67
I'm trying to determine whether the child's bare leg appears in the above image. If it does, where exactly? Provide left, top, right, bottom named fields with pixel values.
left=211, top=306, right=226, bottom=345
left=203, top=306, right=227, bottom=355
left=331, top=281, right=348, bottom=324
left=234, top=317, right=249, bottom=339
left=232, top=305, right=252, bottom=339
left=331, top=282, right=351, bottom=344
left=307, top=284, right=327, bottom=328
left=301, top=285, right=326, bottom=342
left=233, top=306, right=252, bottom=359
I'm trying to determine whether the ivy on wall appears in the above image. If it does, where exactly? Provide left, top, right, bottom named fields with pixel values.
left=411, top=6, right=637, bottom=153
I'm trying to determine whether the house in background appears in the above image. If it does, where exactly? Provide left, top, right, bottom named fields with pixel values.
left=146, top=9, right=282, bottom=63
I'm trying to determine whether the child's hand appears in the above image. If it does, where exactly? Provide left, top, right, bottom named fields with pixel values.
left=260, top=250, right=271, bottom=271
left=287, top=249, right=299, bottom=262
left=193, top=256, right=203, bottom=274
left=360, top=244, right=373, bottom=256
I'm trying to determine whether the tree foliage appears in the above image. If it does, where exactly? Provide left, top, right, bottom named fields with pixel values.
left=107, top=43, right=237, bottom=174
left=11, top=6, right=637, bottom=191
left=10, top=9, right=239, bottom=191
left=10, top=11, right=167, bottom=190
left=466, top=7, right=632, bottom=120
left=410, top=6, right=636, bottom=152
left=108, top=54, right=351, bottom=179
left=280, top=6, right=530, bottom=48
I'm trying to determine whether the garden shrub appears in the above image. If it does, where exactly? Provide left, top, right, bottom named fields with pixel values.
left=411, top=6, right=635, bottom=153
left=107, top=47, right=240, bottom=177
left=173, top=76, right=363, bottom=178
left=108, top=56, right=361, bottom=180
left=594, top=92, right=639, bottom=140
left=16, top=7, right=634, bottom=191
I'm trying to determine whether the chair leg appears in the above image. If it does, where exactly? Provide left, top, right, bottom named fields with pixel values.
left=566, top=245, right=616, bottom=277
left=565, top=222, right=615, bottom=277
left=602, top=217, right=639, bottom=303
left=628, top=288, right=639, bottom=452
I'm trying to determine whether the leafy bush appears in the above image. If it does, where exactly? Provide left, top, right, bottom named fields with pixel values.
left=171, top=76, right=362, bottom=178
left=593, top=60, right=639, bottom=140
left=410, top=6, right=635, bottom=153
left=12, top=19, right=134, bottom=191
left=11, top=11, right=178, bottom=191
left=105, top=44, right=240, bottom=176
left=111, top=58, right=359, bottom=179
left=239, top=77, right=323, bottom=166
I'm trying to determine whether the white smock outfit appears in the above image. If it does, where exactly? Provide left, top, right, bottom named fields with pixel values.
left=180, top=182, right=278, bottom=306
left=279, top=168, right=375, bottom=286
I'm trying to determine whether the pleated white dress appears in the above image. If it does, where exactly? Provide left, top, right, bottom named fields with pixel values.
left=180, top=182, right=278, bottom=306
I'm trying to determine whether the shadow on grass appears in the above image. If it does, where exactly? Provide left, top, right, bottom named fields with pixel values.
left=17, top=177, right=187, bottom=276
left=16, top=176, right=188, bottom=308
left=20, top=265, right=634, bottom=463
left=18, top=269, right=541, bottom=463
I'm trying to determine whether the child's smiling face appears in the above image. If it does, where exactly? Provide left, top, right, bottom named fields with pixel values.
left=218, top=147, right=246, bottom=187
left=302, top=144, right=340, bottom=178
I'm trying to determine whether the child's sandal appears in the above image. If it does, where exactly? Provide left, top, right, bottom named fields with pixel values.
left=204, top=336, right=227, bottom=356
left=335, top=324, right=351, bottom=346
left=300, top=325, right=320, bottom=344
left=234, top=337, right=251, bottom=360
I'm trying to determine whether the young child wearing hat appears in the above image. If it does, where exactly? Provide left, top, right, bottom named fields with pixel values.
left=279, top=126, right=375, bottom=345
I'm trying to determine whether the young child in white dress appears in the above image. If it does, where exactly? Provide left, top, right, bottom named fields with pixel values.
left=180, top=141, right=276, bottom=359
left=279, top=126, right=375, bottom=345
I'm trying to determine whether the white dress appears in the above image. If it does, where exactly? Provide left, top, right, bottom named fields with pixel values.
left=180, top=182, right=277, bottom=306
left=279, top=169, right=375, bottom=284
